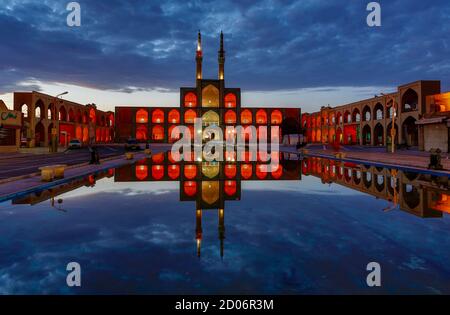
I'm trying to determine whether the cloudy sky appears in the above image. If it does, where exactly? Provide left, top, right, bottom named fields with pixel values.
left=0, top=0, right=449, bottom=112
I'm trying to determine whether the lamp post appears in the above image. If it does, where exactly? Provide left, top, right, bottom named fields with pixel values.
left=50, top=92, right=69, bottom=153
left=381, top=93, right=397, bottom=154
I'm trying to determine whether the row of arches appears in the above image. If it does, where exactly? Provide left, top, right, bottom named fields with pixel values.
left=133, top=163, right=283, bottom=181
left=307, top=117, right=418, bottom=146
left=134, top=108, right=283, bottom=125
left=183, top=90, right=237, bottom=108
left=302, top=159, right=421, bottom=210
left=304, top=89, right=419, bottom=128
left=21, top=101, right=114, bottom=127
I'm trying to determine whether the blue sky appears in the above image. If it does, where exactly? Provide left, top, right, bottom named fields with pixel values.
left=0, top=0, right=449, bottom=112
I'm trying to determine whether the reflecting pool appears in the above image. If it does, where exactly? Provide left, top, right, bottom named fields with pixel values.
left=0, top=152, right=449, bottom=294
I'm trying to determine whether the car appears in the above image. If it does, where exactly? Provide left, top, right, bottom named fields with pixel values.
left=125, top=138, right=141, bottom=151
left=68, top=139, right=82, bottom=149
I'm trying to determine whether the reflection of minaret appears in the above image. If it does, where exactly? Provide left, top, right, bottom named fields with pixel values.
left=196, top=30, right=203, bottom=81
left=218, top=208, right=225, bottom=259
left=218, top=31, right=225, bottom=80
left=196, top=209, right=202, bottom=258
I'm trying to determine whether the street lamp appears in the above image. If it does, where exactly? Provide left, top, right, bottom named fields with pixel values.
left=381, top=93, right=397, bottom=154
left=50, top=92, right=69, bottom=153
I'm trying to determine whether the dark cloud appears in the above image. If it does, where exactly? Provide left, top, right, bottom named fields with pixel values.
left=0, top=0, right=449, bottom=94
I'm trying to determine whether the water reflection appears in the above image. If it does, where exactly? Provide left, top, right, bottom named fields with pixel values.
left=301, top=157, right=449, bottom=218
left=9, top=152, right=449, bottom=261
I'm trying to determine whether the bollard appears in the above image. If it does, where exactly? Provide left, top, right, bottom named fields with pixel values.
left=428, top=148, right=443, bottom=170
left=53, top=165, right=67, bottom=179
left=39, top=166, right=54, bottom=182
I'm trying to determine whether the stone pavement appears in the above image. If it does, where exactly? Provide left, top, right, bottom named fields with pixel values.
left=0, top=148, right=167, bottom=202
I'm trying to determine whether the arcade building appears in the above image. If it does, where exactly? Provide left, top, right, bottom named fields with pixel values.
left=302, top=81, right=450, bottom=152
left=13, top=91, right=115, bottom=148
left=115, top=32, right=302, bottom=144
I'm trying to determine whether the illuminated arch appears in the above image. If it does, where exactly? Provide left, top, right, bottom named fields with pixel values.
left=184, top=181, right=197, bottom=196
left=184, top=92, right=197, bottom=107
left=224, top=93, right=237, bottom=108
left=256, top=109, right=267, bottom=124
left=59, top=106, right=67, bottom=121
left=271, top=110, right=282, bottom=124
left=136, top=109, right=148, bottom=123
left=202, top=110, right=220, bottom=125
left=151, top=125, right=164, bottom=140
left=135, top=165, right=148, bottom=181
left=256, top=164, right=268, bottom=179
left=225, top=110, right=236, bottom=124
left=168, top=125, right=181, bottom=143
left=202, top=84, right=219, bottom=107
left=168, top=109, right=180, bottom=123
left=224, top=164, right=237, bottom=178
left=241, top=109, right=252, bottom=124
left=89, top=108, right=96, bottom=124
left=184, top=165, right=197, bottom=179
left=168, top=165, right=180, bottom=179
left=224, top=181, right=237, bottom=196
left=136, top=124, right=148, bottom=141
left=151, top=165, right=164, bottom=180
left=152, top=109, right=164, bottom=123
left=184, top=109, right=196, bottom=123
left=241, top=164, right=253, bottom=179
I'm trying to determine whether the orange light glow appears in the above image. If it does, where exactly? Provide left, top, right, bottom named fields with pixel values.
left=151, top=125, right=164, bottom=140
left=184, top=181, right=197, bottom=196
left=151, top=165, right=164, bottom=180
left=241, top=109, right=252, bottom=124
left=135, top=165, right=148, bottom=180
left=256, top=109, right=267, bottom=124
left=184, top=165, right=197, bottom=179
left=168, top=165, right=180, bottom=179
left=224, top=164, right=237, bottom=178
left=168, top=109, right=180, bottom=123
left=152, top=153, right=165, bottom=163
left=184, top=92, right=197, bottom=107
left=152, top=109, right=164, bottom=123
left=225, top=110, right=236, bottom=124
left=184, top=109, right=197, bottom=124
left=271, top=110, right=282, bottom=124
left=224, top=180, right=237, bottom=196
left=224, top=93, right=236, bottom=108
left=136, top=109, right=148, bottom=123
left=136, top=124, right=147, bottom=141
left=241, top=164, right=252, bottom=179
left=256, top=164, right=268, bottom=179
left=271, top=165, right=283, bottom=179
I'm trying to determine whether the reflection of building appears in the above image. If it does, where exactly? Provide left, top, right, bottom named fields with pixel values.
left=302, top=81, right=450, bottom=151
left=11, top=169, right=114, bottom=205
left=13, top=91, right=115, bottom=148
left=115, top=32, right=302, bottom=144
left=302, top=157, right=449, bottom=218
left=0, top=100, right=21, bottom=152
left=115, top=151, right=302, bottom=257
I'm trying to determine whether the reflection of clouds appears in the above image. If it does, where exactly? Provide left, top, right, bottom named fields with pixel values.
left=242, top=176, right=361, bottom=196
left=61, top=178, right=178, bottom=200
left=1, top=177, right=450, bottom=294
left=133, top=224, right=186, bottom=245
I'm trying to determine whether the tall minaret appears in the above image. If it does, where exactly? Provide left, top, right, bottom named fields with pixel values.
left=196, top=209, right=203, bottom=258
left=218, top=208, right=225, bottom=259
left=196, top=30, right=203, bottom=81
left=218, top=31, right=225, bottom=80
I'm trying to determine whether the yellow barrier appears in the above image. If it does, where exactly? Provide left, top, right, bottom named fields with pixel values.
left=53, top=165, right=67, bottom=179
left=125, top=152, right=134, bottom=160
left=39, top=166, right=54, bottom=182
